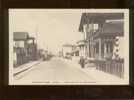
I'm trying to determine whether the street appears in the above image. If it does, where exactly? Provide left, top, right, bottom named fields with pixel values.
left=10, top=10, right=128, bottom=85
left=14, top=57, right=96, bottom=84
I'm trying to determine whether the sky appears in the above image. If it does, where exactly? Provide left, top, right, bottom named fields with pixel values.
left=9, top=9, right=83, bottom=54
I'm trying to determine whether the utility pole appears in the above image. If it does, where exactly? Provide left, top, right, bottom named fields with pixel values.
left=35, top=24, right=38, bottom=60
left=36, top=24, right=38, bottom=49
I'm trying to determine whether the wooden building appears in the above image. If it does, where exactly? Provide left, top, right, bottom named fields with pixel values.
left=78, top=13, right=124, bottom=78
left=14, top=32, right=37, bottom=67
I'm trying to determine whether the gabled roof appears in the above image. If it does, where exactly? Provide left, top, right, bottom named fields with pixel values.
left=79, top=13, right=124, bottom=32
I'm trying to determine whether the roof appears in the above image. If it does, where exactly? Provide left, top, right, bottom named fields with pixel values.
left=101, top=22, right=123, bottom=34
left=14, top=32, right=29, bottom=41
left=71, top=48, right=79, bottom=53
left=77, top=40, right=87, bottom=43
left=62, top=44, right=75, bottom=47
left=93, top=21, right=124, bottom=38
left=14, top=32, right=35, bottom=41
left=76, top=40, right=87, bottom=46
left=79, top=13, right=124, bottom=32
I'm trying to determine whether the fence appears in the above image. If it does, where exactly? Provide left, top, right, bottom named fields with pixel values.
left=95, top=59, right=124, bottom=78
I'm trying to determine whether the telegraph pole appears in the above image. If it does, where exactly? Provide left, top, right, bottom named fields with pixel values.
left=35, top=24, right=38, bottom=60
left=36, top=24, right=38, bottom=48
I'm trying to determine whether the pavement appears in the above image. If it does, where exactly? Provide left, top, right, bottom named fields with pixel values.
left=63, top=58, right=128, bottom=85
left=13, top=59, right=42, bottom=76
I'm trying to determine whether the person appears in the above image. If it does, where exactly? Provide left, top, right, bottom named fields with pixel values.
left=79, top=56, right=85, bottom=68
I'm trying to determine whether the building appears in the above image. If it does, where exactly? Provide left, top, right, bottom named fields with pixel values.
left=14, top=32, right=37, bottom=67
left=76, top=40, right=87, bottom=58
left=71, top=45, right=79, bottom=57
left=38, top=49, right=45, bottom=59
left=62, top=44, right=74, bottom=58
left=58, top=51, right=63, bottom=57
left=78, top=13, right=124, bottom=78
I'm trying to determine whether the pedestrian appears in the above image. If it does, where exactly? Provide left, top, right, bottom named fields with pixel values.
left=79, top=56, right=85, bottom=68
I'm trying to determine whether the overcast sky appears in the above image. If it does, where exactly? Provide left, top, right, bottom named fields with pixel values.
left=9, top=9, right=83, bottom=54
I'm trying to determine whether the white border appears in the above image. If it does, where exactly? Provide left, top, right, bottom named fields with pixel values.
left=9, top=9, right=129, bottom=85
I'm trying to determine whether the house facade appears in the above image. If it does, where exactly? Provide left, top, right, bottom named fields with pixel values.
left=13, top=32, right=37, bottom=67
left=78, top=13, right=124, bottom=78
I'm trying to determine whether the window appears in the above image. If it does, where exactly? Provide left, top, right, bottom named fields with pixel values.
left=93, top=24, right=99, bottom=32
left=94, top=24, right=99, bottom=30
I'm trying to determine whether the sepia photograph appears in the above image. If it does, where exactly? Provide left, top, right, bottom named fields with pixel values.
left=9, top=9, right=129, bottom=85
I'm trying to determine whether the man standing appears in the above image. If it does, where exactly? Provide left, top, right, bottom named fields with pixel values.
left=79, top=56, right=85, bottom=68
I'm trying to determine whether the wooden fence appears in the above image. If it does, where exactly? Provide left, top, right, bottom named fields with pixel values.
left=95, top=59, right=124, bottom=78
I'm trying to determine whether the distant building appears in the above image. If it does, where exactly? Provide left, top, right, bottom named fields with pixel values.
left=62, top=44, right=74, bottom=58
left=76, top=40, right=87, bottom=58
left=58, top=51, right=63, bottom=57
left=38, top=49, right=45, bottom=58
left=71, top=45, right=79, bottom=57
